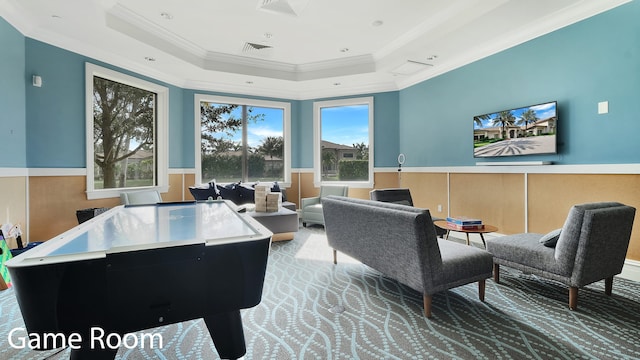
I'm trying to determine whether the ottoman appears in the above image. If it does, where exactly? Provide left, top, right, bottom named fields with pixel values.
left=248, top=207, right=299, bottom=241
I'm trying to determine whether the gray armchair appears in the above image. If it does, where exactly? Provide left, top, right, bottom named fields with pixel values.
left=486, top=202, right=636, bottom=310
left=370, top=188, right=447, bottom=238
left=120, top=190, right=163, bottom=205
left=301, top=185, right=348, bottom=227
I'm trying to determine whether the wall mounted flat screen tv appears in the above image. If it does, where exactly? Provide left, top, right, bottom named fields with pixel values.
left=473, top=101, right=557, bottom=158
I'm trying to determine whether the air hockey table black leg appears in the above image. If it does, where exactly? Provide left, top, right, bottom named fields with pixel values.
left=204, top=310, right=246, bottom=359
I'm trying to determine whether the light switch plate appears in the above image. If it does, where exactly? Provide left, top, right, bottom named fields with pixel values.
left=598, top=101, right=609, bottom=114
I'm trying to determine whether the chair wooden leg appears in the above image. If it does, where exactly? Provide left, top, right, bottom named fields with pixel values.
left=569, top=287, right=578, bottom=310
left=423, top=294, right=432, bottom=318
left=605, top=276, right=613, bottom=296
left=493, top=263, right=500, bottom=284
left=332, top=249, right=337, bottom=265
left=478, top=280, right=486, bottom=302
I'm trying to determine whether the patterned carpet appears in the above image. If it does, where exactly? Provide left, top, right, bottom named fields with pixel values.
left=2, top=226, right=640, bottom=359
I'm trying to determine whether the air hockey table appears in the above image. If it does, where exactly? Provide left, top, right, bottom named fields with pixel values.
left=6, top=200, right=272, bottom=359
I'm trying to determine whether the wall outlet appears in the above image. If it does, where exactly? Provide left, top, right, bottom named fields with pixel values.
left=437, top=204, right=442, bottom=212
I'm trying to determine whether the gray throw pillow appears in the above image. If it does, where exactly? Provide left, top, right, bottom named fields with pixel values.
left=539, top=228, right=562, bottom=247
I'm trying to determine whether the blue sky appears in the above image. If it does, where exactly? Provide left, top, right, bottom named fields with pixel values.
left=320, top=105, right=369, bottom=146
left=203, top=104, right=283, bottom=148
left=203, top=103, right=369, bottom=149
left=474, top=101, right=557, bottom=129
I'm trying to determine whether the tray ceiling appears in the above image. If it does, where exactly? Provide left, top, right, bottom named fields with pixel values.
left=0, top=0, right=629, bottom=99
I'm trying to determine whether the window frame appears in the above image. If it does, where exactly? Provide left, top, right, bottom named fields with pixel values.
left=85, top=63, right=169, bottom=200
left=313, top=96, right=374, bottom=188
left=194, top=94, right=291, bottom=186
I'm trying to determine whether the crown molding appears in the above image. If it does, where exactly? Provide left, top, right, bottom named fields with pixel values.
left=16, top=18, right=187, bottom=89
left=184, top=79, right=300, bottom=100
left=375, top=0, right=504, bottom=62
left=184, top=76, right=399, bottom=101
left=0, top=1, right=37, bottom=35
left=106, top=3, right=207, bottom=58
left=394, top=0, right=632, bottom=90
left=3, top=0, right=631, bottom=101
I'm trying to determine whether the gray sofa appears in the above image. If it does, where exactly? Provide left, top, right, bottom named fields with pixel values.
left=321, top=195, right=494, bottom=318
left=486, top=202, right=635, bottom=310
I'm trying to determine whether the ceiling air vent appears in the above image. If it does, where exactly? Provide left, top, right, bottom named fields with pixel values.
left=242, top=42, right=274, bottom=58
left=391, top=60, right=433, bottom=76
left=257, top=0, right=309, bottom=17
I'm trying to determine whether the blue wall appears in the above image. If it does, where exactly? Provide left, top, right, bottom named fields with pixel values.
left=23, top=39, right=186, bottom=168
left=399, top=1, right=640, bottom=166
left=0, top=17, right=26, bottom=167
left=3, top=1, right=639, bottom=171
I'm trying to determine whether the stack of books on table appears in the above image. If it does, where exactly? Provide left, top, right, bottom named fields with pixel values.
left=446, top=216, right=484, bottom=230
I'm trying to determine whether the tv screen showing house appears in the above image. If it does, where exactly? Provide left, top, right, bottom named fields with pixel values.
left=473, top=101, right=557, bottom=158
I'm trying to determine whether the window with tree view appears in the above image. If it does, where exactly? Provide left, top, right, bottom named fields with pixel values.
left=197, top=96, right=290, bottom=185
left=314, top=97, right=373, bottom=186
left=86, top=63, right=168, bottom=199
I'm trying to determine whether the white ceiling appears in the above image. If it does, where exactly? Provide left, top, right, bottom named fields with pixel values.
left=0, top=0, right=630, bottom=99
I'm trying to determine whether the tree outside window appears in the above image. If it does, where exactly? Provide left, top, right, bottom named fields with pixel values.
left=93, top=76, right=156, bottom=189
left=196, top=95, right=291, bottom=185
left=85, top=63, right=168, bottom=200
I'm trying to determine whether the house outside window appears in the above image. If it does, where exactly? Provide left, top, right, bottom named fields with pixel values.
left=85, top=63, right=168, bottom=200
left=313, top=97, right=373, bottom=187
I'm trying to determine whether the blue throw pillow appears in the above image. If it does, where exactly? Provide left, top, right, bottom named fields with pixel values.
left=270, top=182, right=287, bottom=201
left=539, top=228, right=562, bottom=247
left=217, top=183, right=243, bottom=205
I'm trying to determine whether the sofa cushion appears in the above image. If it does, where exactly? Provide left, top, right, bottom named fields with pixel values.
left=217, top=183, right=242, bottom=204
left=188, top=180, right=220, bottom=200
left=304, top=203, right=324, bottom=213
left=486, top=233, right=563, bottom=275
left=436, top=240, right=493, bottom=290
left=539, top=228, right=562, bottom=247
left=237, top=184, right=256, bottom=203
left=215, top=181, right=291, bottom=207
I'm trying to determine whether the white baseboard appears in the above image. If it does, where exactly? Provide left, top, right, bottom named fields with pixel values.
left=620, top=259, right=640, bottom=282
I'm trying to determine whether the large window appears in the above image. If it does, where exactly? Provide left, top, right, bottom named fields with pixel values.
left=195, top=95, right=291, bottom=185
left=85, top=63, right=168, bottom=199
left=313, top=97, right=374, bottom=187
